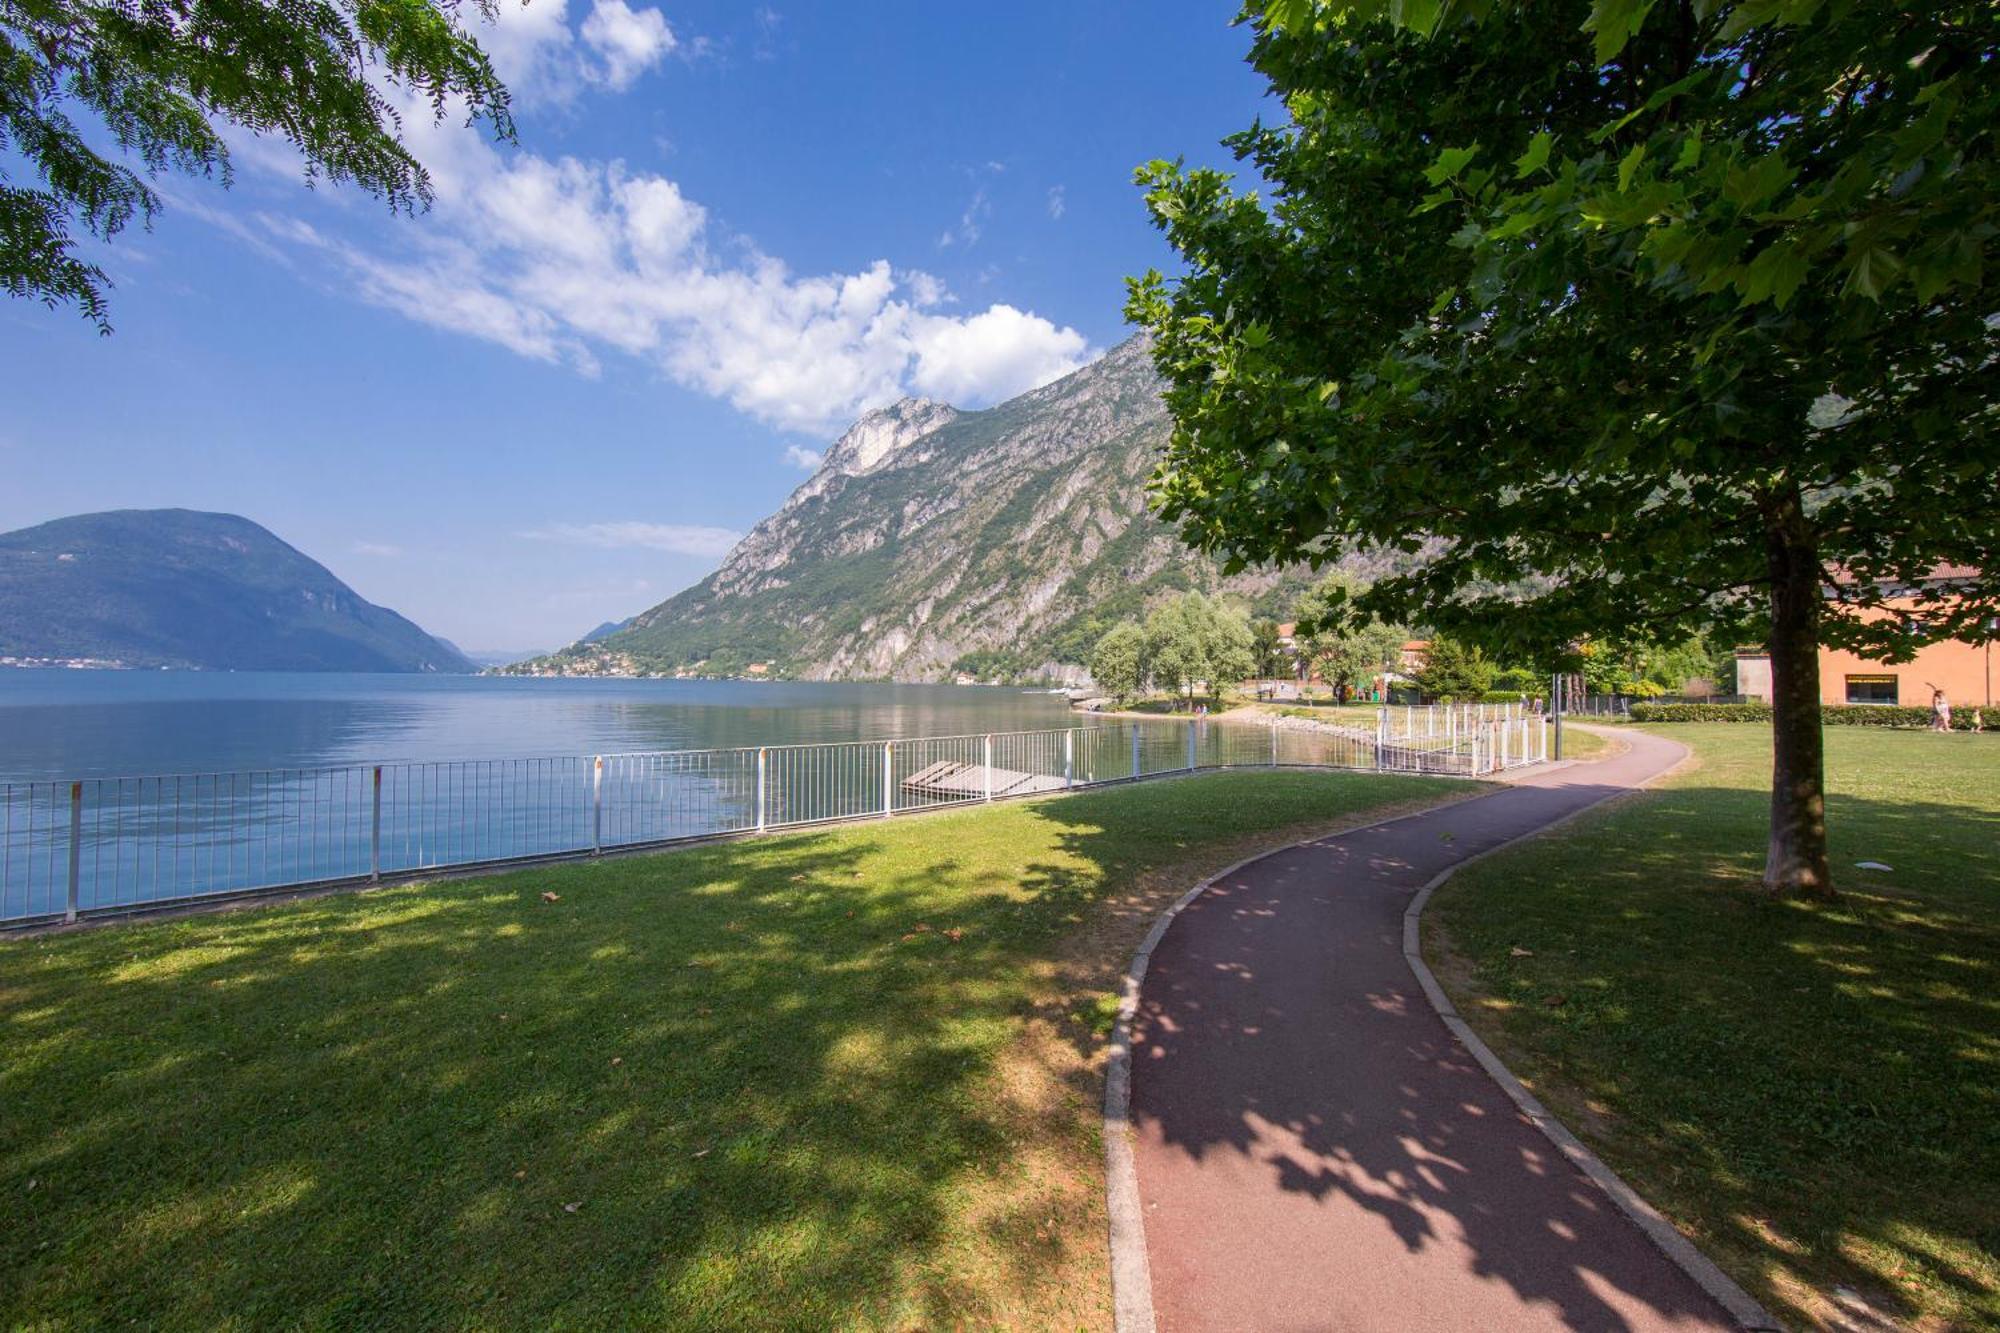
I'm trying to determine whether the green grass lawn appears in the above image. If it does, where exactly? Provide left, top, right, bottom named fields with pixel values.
left=1555, top=724, right=1615, bottom=761
left=0, top=769, right=1465, bottom=1331
left=1429, top=724, right=2000, bottom=1330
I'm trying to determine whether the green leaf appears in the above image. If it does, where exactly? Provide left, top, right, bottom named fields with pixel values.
left=1262, top=0, right=1319, bottom=33
left=1844, top=245, right=1905, bottom=301
left=1674, top=129, right=1703, bottom=173
left=1424, top=145, right=1480, bottom=186
left=1389, top=0, right=1442, bottom=35
left=1742, top=240, right=1810, bottom=309
left=1617, top=143, right=1647, bottom=192
left=1514, top=132, right=1553, bottom=179
left=1489, top=207, right=1543, bottom=239
left=1583, top=0, right=1656, bottom=64
left=1722, top=154, right=1797, bottom=210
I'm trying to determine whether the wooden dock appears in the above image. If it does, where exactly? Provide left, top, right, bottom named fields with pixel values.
left=901, top=759, right=1067, bottom=799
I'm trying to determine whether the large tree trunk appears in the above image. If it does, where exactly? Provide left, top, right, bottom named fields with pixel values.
left=1763, top=494, right=1833, bottom=899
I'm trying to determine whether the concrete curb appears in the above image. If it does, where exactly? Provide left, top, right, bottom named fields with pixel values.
left=1101, top=783, right=1511, bottom=1333
left=1103, top=728, right=1780, bottom=1333
left=1399, top=732, right=1784, bottom=1333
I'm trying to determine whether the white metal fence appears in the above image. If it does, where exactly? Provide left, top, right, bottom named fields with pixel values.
left=1, top=709, right=1549, bottom=927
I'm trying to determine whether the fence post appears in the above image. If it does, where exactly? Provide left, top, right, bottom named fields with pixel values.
left=1131, top=726, right=1141, bottom=779
left=1064, top=729, right=1074, bottom=789
left=1375, top=711, right=1386, bottom=772
left=65, top=781, right=82, bottom=924
left=1552, top=673, right=1565, bottom=760
left=984, top=734, right=994, bottom=801
left=370, top=766, right=382, bottom=882
left=756, top=748, right=768, bottom=831
left=1270, top=718, right=1279, bottom=768
left=1186, top=719, right=1196, bottom=771
left=591, top=756, right=603, bottom=855
left=883, top=740, right=894, bottom=817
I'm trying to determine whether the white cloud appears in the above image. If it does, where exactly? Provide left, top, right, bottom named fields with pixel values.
left=1047, top=185, right=1066, bottom=220
left=752, top=6, right=782, bottom=60
left=235, top=103, right=1096, bottom=433
left=909, top=305, right=1090, bottom=405
left=476, top=0, right=679, bottom=102
left=937, top=187, right=989, bottom=249
left=352, top=540, right=405, bottom=557
left=581, top=0, right=676, bottom=89
left=524, top=522, right=744, bottom=558
left=782, top=444, right=824, bottom=470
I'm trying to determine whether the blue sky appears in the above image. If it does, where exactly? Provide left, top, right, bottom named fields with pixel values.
left=2, top=2, right=1266, bottom=653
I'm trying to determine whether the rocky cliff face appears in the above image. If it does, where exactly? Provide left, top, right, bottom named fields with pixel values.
left=526, top=337, right=1302, bottom=681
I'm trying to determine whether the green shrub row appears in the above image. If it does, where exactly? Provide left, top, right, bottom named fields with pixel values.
left=1630, top=701, right=1997, bottom=730
left=1481, top=690, right=1526, bottom=703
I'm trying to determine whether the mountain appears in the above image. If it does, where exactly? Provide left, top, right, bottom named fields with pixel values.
left=0, top=509, right=473, bottom=673
left=511, top=337, right=1336, bottom=682
left=579, top=617, right=634, bottom=644
left=446, top=642, right=553, bottom=670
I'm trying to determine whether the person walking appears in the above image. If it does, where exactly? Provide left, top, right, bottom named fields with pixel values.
left=1931, top=687, right=1952, bottom=732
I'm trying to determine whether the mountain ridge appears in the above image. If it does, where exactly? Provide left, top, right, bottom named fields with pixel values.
left=511, top=339, right=1322, bottom=681
left=0, top=509, right=473, bottom=673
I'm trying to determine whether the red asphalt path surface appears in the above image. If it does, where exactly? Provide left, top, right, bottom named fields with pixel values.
left=1129, top=730, right=1739, bottom=1332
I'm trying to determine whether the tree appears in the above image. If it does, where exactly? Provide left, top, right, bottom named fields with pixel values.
left=1127, top=0, right=1999, bottom=898
left=1294, top=572, right=1405, bottom=702
left=1249, top=617, right=1288, bottom=679
left=1412, top=636, right=1494, bottom=702
left=1089, top=622, right=1147, bottom=703
left=1142, top=592, right=1255, bottom=708
left=3, top=0, right=514, bottom=330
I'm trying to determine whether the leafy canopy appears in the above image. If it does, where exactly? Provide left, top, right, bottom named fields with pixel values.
left=1143, top=591, right=1257, bottom=703
left=1412, top=635, right=1495, bottom=701
left=1089, top=621, right=1148, bottom=701
left=1293, top=572, right=1406, bottom=694
left=1127, top=0, right=1999, bottom=661
left=2, top=0, right=514, bottom=329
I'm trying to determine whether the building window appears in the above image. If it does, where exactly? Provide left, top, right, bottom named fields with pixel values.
left=1845, top=674, right=1899, bottom=705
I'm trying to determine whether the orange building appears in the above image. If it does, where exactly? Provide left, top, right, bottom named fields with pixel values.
left=1737, top=568, right=1996, bottom=708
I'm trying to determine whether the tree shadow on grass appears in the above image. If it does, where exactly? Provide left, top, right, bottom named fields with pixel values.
left=985, top=740, right=1994, bottom=1330
left=0, top=769, right=1452, bottom=1330
left=0, top=833, right=1052, bottom=1329
left=1428, top=781, right=2000, bottom=1329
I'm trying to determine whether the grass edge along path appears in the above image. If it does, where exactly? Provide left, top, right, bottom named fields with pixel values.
left=1, top=768, right=1474, bottom=1332
left=1425, top=724, right=2000, bottom=1331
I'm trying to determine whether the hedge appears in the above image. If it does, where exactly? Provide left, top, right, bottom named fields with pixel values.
left=1629, top=701, right=1998, bottom=731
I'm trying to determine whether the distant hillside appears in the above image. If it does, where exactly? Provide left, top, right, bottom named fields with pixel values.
left=579, top=618, right=634, bottom=645
left=0, top=509, right=473, bottom=673
left=509, top=337, right=1387, bottom=682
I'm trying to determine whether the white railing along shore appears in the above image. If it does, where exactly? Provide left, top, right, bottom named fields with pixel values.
left=1, top=707, right=1549, bottom=927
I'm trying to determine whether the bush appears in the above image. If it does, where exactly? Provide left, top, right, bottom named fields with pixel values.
left=1482, top=690, right=1526, bottom=703
left=1629, top=702, right=1773, bottom=723
left=1630, top=702, right=2000, bottom=731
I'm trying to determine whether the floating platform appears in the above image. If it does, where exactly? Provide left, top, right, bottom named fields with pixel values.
left=901, top=760, right=1067, bottom=799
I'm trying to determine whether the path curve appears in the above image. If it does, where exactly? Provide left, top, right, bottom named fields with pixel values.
left=1115, top=729, right=1772, bottom=1332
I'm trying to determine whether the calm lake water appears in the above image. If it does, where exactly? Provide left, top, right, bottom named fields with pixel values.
left=0, top=674, right=1286, bottom=922
left=0, top=671, right=1082, bottom=782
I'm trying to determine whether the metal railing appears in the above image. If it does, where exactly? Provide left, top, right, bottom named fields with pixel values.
left=1, top=711, right=1551, bottom=927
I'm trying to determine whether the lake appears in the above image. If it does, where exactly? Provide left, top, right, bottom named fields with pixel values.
left=0, top=672, right=1124, bottom=922
left=0, top=671, right=1081, bottom=783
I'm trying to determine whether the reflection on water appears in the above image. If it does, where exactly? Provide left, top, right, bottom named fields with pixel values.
left=0, top=671, right=1080, bottom=781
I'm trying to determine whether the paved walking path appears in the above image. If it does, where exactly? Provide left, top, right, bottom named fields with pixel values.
left=1129, top=730, right=1743, bottom=1332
